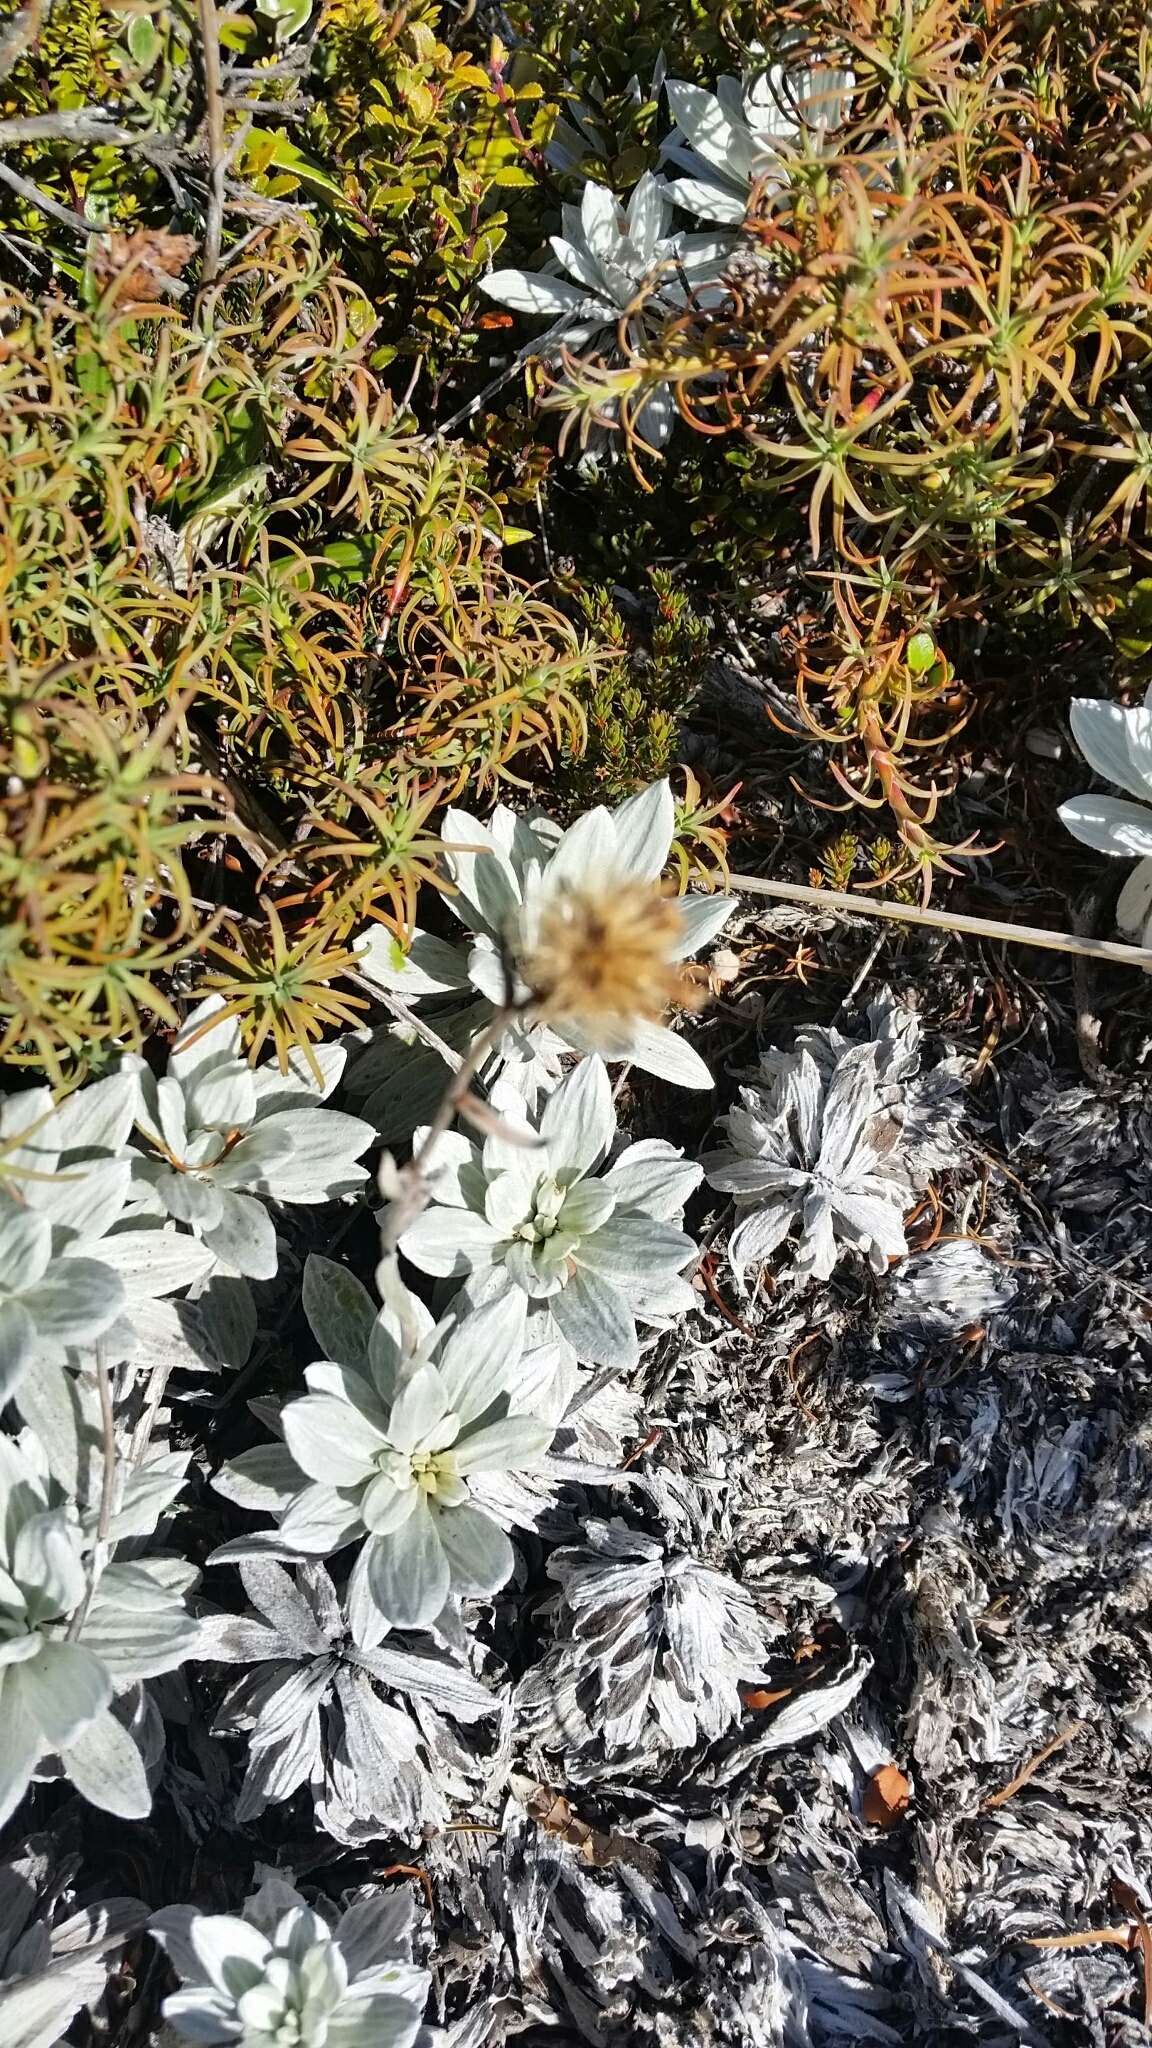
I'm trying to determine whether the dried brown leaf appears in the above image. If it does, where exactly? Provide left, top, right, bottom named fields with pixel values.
left=863, top=1764, right=911, bottom=1828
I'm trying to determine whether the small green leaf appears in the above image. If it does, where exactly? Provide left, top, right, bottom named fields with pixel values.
left=905, top=630, right=937, bottom=675
left=241, top=130, right=348, bottom=201
left=180, top=465, right=268, bottom=558
left=490, top=164, right=537, bottom=189
left=255, top=0, right=312, bottom=38
left=218, top=12, right=257, bottom=48
left=324, top=539, right=378, bottom=569
left=127, top=14, right=161, bottom=65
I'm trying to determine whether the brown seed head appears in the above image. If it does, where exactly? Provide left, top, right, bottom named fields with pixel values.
left=519, top=877, right=703, bottom=1052
left=93, top=230, right=197, bottom=308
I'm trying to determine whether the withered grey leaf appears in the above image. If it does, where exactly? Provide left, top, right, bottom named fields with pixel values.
left=705, top=995, right=964, bottom=1288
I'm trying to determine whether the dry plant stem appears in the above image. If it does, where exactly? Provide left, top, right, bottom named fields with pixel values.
left=727, top=873, right=1152, bottom=970
left=435, top=348, right=535, bottom=437
left=197, top=0, right=226, bottom=284
left=409, top=1005, right=515, bottom=1165
left=981, top=1721, right=1086, bottom=1810
left=129, top=1358, right=171, bottom=1466
left=379, top=1004, right=517, bottom=1255
left=1070, top=883, right=1108, bottom=1077
left=0, top=112, right=134, bottom=142
left=0, top=156, right=99, bottom=235
left=94, top=1347, right=118, bottom=1544
left=1026, top=1927, right=1138, bottom=1951
left=69, top=1348, right=178, bottom=1637
left=66, top=1344, right=118, bottom=1642
left=837, top=932, right=886, bottom=1015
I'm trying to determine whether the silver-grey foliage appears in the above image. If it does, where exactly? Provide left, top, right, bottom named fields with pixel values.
left=151, top=1872, right=429, bottom=2048
left=125, top=996, right=375, bottom=1283
left=0, top=1843, right=143, bottom=2048
left=0, top=1430, right=199, bottom=1826
left=211, top=1261, right=553, bottom=1640
left=399, top=1055, right=702, bottom=1371
left=704, top=996, right=965, bottom=1285
left=662, top=62, right=854, bottom=222
left=3, top=699, right=1147, bottom=2048
left=516, top=1515, right=778, bottom=1774
left=477, top=180, right=732, bottom=452
left=196, top=1558, right=501, bottom=1840
left=0, top=1072, right=215, bottom=1399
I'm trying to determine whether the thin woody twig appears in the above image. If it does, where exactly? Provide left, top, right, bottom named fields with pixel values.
left=378, top=1005, right=522, bottom=1254
left=65, top=1337, right=184, bottom=1637
left=1026, top=1926, right=1135, bottom=1950
left=197, top=0, right=226, bottom=284
left=94, top=1349, right=118, bottom=1545
left=0, top=155, right=99, bottom=235
left=981, top=1721, right=1085, bottom=1809
left=727, top=872, right=1152, bottom=971
left=128, top=1358, right=173, bottom=1466
left=836, top=932, right=886, bottom=1015
left=0, top=111, right=135, bottom=142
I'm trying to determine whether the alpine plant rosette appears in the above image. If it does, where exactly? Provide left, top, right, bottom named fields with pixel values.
left=195, top=1556, right=499, bottom=1838
left=355, top=778, right=734, bottom=1108
left=0, top=1430, right=200, bottom=1826
left=213, top=1269, right=552, bottom=1640
left=0, top=1070, right=216, bottom=1399
left=518, top=1514, right=780, bottom=1765
left=662, top=61, right=854, bottom=222
left=124, top=996, right=374, bottom=1282
left=1059, top=688, right=1152, bottom=947
left=478, top=176, right=732, bottom=450
left=151, top=1874, right=428, bottom=2048
left=399, top=1054, right=702, bottom=1370
left=704, top=1041, right=911, bottom=1286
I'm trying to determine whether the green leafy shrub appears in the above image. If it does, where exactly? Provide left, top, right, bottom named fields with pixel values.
left=0, top=0, right=558, bottom=361
left=558, top=570, right=709, bottom=807
left=301, top=0, right=558, bottom=354
left=0, top=217, right=597, bottom=1074
left=529, top=0, right=1152, bottom=894
left=0, top=0, right=217, bottom=255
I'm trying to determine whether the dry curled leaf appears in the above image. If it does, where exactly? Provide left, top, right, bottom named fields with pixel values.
left=524, top=1784, right=661, bottom=1876
left=980, top=1721, right=1084, bottom=1809
left=863, top=1764, right=911, bottom=1828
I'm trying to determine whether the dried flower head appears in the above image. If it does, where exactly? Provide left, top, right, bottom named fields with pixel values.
left=519, top=877, right=703, bottom=1053
left=355, top=781, right=736, bottom=1114
left=92, top=230, right=197, bottom=308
